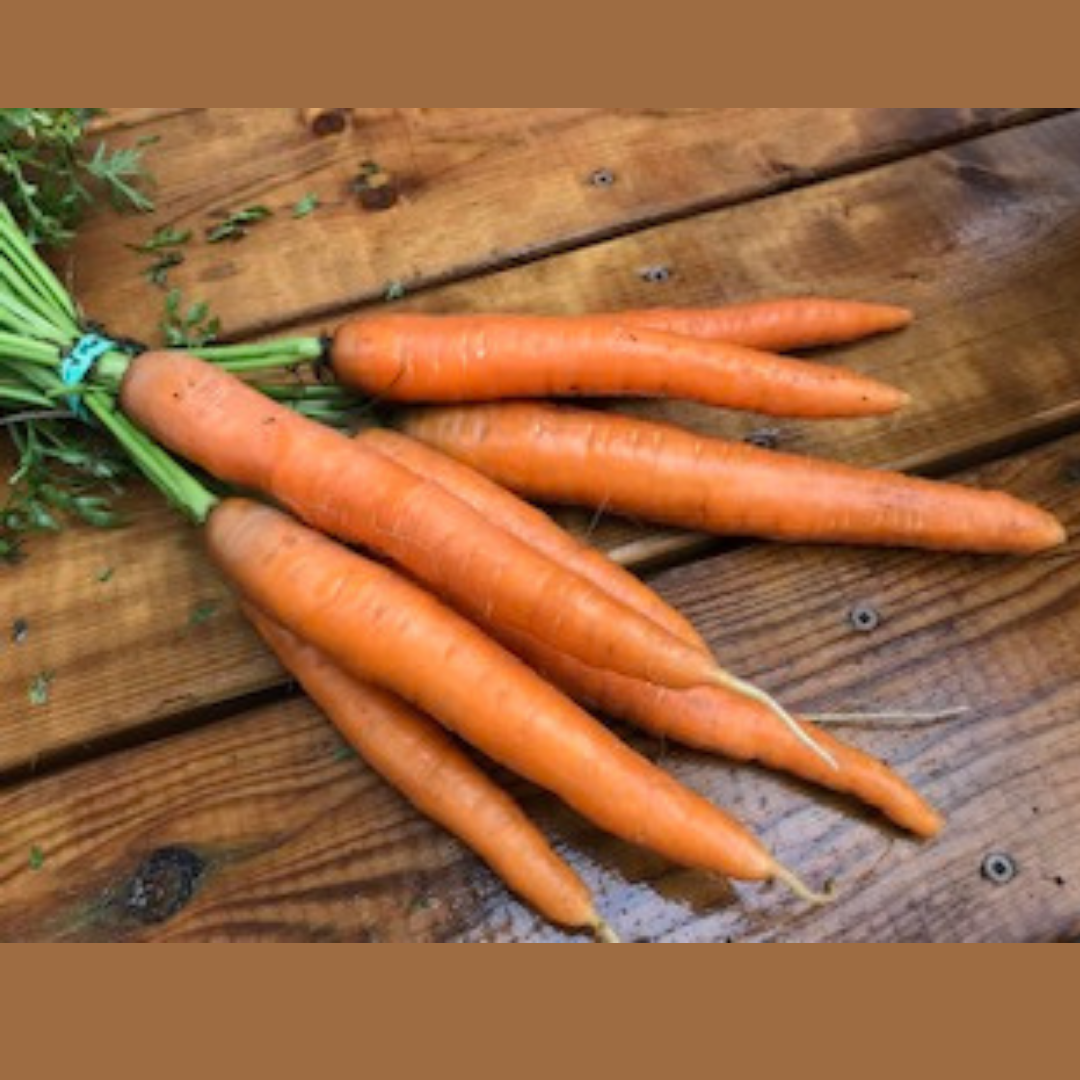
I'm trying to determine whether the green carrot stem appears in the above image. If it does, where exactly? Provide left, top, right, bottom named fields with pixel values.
left=0, top=201, right=80, bottom=328
left=0, top=331, right=61, bottom=363
left=187, top=336, right=323, bottom=368
left=85, top=393, right=218, bottom=524
left=0, top=382, right=55, bottom=409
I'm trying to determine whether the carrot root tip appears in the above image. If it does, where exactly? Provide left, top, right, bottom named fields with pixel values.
left=715, top=671, right=840, bottom=772
left=772, top=864, right=836, bottom=906
left=807, top=706, right=971, bottom=726
left=593, top=919, right=622, bottom=943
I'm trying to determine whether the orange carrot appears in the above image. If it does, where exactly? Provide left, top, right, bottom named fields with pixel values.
left=595, top=297, right=914, bottom=352
left=399, top=403, right=1066, bottom=555
left=330, top=314, right=908, bottom=418
left=119, top=352, right=728, bottom=691
left=362, top=426, right=943, bottom=836
left=245, top=604, right=618, bottom=939
left=360, top=427, right=704, bottom=647
left=500, top=634, right=944, bottom=839
left=208, top=498, right=819, bottom=896
left=358, top=423, right=827, bottom=764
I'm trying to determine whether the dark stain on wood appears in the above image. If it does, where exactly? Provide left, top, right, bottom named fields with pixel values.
left=124, top=847, right=206, bottom=924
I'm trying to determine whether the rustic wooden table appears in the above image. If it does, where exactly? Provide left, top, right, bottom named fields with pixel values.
left=2, top=108, right=1078, bottom=942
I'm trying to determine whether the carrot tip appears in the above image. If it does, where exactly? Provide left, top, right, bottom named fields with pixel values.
left=715, top=671, right=840, bottom=772
left=886, top=305, right=915, bottom=329
left=593, top=919, right=622, bottom=943
left=772, top=864, right=836, bottom=906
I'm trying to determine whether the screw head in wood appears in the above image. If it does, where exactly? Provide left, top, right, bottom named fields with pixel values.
left=848, top=602, right=881, bottom=633
left=981, top=852, right=1017, bottom=885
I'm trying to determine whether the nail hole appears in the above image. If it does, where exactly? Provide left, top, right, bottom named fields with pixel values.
left=848, top=603, right=881, bottom=633
left=639, top=265, right=672, bottom=284
left=11, top=617, right=29, bottom=645
left=981, top=852, right=1017, bottom=885
left=588, top=168, right=616, bottom=188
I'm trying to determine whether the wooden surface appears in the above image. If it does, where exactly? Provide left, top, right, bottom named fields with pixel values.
left=3, top=107, right=1079, bottom=942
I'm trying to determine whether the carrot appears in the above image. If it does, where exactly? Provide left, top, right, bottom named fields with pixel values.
left=360, top=427, right=705, bottom=647
left=362, top=426, right=943, bottom=836
left=500, top=635, right=944, bottom=839
left=208, top=498, right=822, bottom=898
left=398, top=403, right=1066, bottom=555
left=357, top=423, right=831, bottom=765
left=594, top=298, right=914, bottom=352
left=244, top=605, right=618, bottom=940
left=119, top=351, right=731, bottom=691
left=330, top=314, right=909, bottom=418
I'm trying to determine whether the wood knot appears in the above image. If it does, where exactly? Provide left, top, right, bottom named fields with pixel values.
left=125, top=847, right=205, bottom=924
left=301, top=108, right=351, bottom=137
left=352, top=161, right=399, bottom=211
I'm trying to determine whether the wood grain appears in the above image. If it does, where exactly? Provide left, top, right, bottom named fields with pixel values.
left=4, top=113, right=1079, bottom=775
left=0, top=482, right=278, bottom=777
left=91, top=109, right=198, bottom=133
left=64, top=108, right=1052, bottom=342
left=2, top=434, right=1076, bottom=942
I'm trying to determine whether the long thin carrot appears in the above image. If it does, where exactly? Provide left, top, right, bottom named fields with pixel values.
left=594, top=297, right=914, bottom=352
left=208, top=498, right=820, bottom=898
left=361, top=427, right=705, bottom=647
left=500, top=634, right=944, bottom=839
left=398, top=403, right=1066, bottom=555
left=356, top=423, right=828, bottom=765
left=119, top=352, right=727, bottom=692
left=362, top=426, right=943, bottom=836
left=330, top=314, right=908, bottom=418
left=244, top=604, right=618, bottom=940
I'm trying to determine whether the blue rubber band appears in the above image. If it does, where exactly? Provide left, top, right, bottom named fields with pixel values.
left=60, top=333, right=116, bottom=420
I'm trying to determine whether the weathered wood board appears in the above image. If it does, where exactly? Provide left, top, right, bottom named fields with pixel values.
left=1, top=433, right=1076, bottom=942
left=4, top=112, right=1079, bottom=778
left=2, top=108, right=1078, bottom=941
left=70, top=108, right=1053, bottom=339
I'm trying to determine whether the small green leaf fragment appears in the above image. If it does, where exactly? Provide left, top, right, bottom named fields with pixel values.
left=206, top=205, right=273, bottom=243
left=330, top=742, right=357, bottom=762
left=96, top=566, right=115, bottom=583
left=143, top=251, right=184, bottom=288
left=384, top=280, right=406, bottom=302
left=28, top=845, right=45, bottom=871
left=292, top=193, right=320, bottom=218
left=128, top=225, right=191, bottom=253
left=189, top=600, right=219, bottom=626
left=28, top=670, right=54, bottom=706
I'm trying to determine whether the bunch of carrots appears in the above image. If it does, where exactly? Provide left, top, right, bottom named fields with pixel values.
left=0, top=198, right=1066, bottom=941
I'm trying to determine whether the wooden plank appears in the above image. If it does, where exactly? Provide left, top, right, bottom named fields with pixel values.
left=3, top=113, right=1080, bottom=775
left=0, top=484, right=279, bottom=778
left=2, top=434, right=1077, bottom=942
left=64, top=108, right=1049, bottom=342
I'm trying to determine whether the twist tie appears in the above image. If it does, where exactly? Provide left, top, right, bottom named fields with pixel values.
left=60, top=332, right=117, bottom=420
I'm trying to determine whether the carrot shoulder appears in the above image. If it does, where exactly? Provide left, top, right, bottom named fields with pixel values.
left=119, top=352, right=722, bottom=691
left=330, top=314, right=908, bottom=418
left=398, top=402, right=1066, bottom=555
left=245, top=605, right=614, bottom=938
left=207, top=498, right=795, bottom=888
